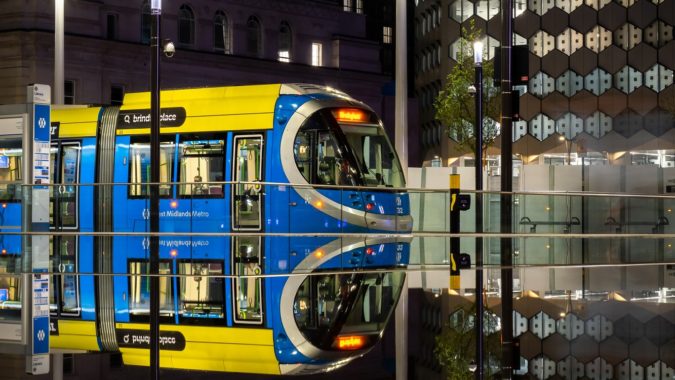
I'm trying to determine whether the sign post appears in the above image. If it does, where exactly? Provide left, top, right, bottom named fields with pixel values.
left=24, top=84, right=52, bottom=375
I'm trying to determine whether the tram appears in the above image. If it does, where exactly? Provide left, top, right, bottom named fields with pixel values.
left=0, top=84, right=412, bottom=375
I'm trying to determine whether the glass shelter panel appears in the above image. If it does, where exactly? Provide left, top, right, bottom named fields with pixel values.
left=129, top=141, right=174, bottom=197
left=179, top=139, right=224, bottom=197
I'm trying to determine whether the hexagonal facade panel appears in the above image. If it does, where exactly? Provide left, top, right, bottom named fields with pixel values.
left=542, top=7, right=570, bottom=35
left=586, top=314, right=613, bottom=342
left=531, top=30, right=556, bottom=57
left=557, top=355, right=585, bottom=379
left=515, top=10, right=542, bottom=39
left=643, top=107, right=673, bottom=135
left=598, top=45, right=628, bottom=74
left=628, top=0, right=657, bottom=28
left=542, top=50, right=570, bottom=77
left=531, top=311, right=557, bottom=339
left=515, top=311, right=529, bottom=337
left=658, top=40, right=675, bottom=70
left=542, top=92, right=570, bottom=119
left=646, top=361, right=675, bottom=379
left=530, top=72, right=556, bottom=97
left=614, top=23, right=643, bottom=50
left=647, top=20, right=674, bottom=48
left=613, top=109, right=644, bottom=137
left=629, top=338, right=660, bottom=367
left=556, top=113, right=585, bottom=138
left=628, top=86, right=658, bottom=114
left=556, top=70, right=584, bottom=96
left=599, top=336, right=630, bottom=365
left=598, top=88, right=628, bottom=116
left=616, top=359, right=644, bottom=380
left=448, top=0, right=474, bottom=23
left=530, top=356, right=557, bottom=379
left=586, top=25, right=613, bottom=53
left=585, top=67, right=612, bottom=95
left=556, top=28, right=584, bottom=55
left=571, top=335, right=600, bottom=364
left=645, top=315, right=675, bottom=346
left=586, top=357, right=614, bottom=380
left=599, top=1, right=627, bottom=30
left=543, top=333, right=570, bottom=361
left=615, top=65, right=644, bottom=93
left=520, top=331, right=544, bottom=359
left=530, top=114, right=557, bottom=140
left=570, top=4, right=598, bottom=34
left=571, top=48, right=599, bottom=76
left=521, top=92, right=543, bottom=120
left=570, top=90, right=599, bottom=119
left=529, top=0, right=556, bottom=15
left=584, top=111, right=614, bottom=137
left=627, top=42, right=658, bottom=72
left=658, top=0, right=675, bottom=24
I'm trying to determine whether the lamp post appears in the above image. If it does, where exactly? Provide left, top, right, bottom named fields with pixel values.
left=149, top=1, right=161, bottom=379
left=473, top=40, right=484, bottom=380
left=54, top=0, right=64, bottom=104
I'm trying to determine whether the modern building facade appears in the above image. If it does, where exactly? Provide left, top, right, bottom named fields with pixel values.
left=414, top=0, right=675, bottom=168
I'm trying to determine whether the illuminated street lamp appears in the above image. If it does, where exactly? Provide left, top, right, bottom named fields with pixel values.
left=473, top=40, right=484, bottom=380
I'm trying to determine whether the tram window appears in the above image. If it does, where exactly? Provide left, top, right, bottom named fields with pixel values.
left=128, top=261, right=174, bottom=317
left=0, top=255, right=21, bottom=321
left=232, top=135, right=263, bottom=230
left=232, top=236, right=262, bottom=324
left=49, top=235, right=79, bottom=314
left=129, top=141, right=174, bottom=198
left=49, top=143, right=80, bottom=228
left=0, top=139, right=22, bottom=201
left=178, top=261, right=224, bottom=319
left=178, top=139, right=224, bottom=197
left=293, top=116, right=355, bottom=186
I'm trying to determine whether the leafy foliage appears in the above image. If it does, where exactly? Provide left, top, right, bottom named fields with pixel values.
left=434, top=21, right=501, bottom=160
left=434, top=302, right=502, bottom=380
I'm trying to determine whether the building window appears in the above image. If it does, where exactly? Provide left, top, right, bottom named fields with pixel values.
left=383, top=26, right=392, bottom=44
left=356, top=0, right=363, bottom=13
left=141, top=1, right=151, bottom=44
left=311, top=43, right=322, bottom=66
left=343, top=0, right=353, bottom=11
left=106, top=14, right=117, bottom=40
left=246, top=16, right=262, bottom=57
left=64, top=80, right=75, bottom=105
left=178, top=4, right=195, bottom=45
left=278, top=21, right=292, bottom=62
left=111, top=85, right=124, bottom=106
left=214, top=11, right=231, bottom=53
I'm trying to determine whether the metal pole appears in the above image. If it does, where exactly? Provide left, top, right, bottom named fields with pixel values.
left=395, top=1, right=408, bottom=379
left=473, top=42, right=484, bottom=380
left=54, top=0, right=64, bottom=105
left=149, top=1, right=161, bottom=379
left=499, top=0, right=514, bottom=376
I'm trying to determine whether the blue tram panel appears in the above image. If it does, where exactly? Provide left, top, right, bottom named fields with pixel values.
left=38, top=84, right=412, bottom=376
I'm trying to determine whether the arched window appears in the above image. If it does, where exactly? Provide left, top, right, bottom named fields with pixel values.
left=178, top=4, right=195, bottom=45
left=278, top=21, right=292, bottom=62
left=141, top=0, right=151, bottom=44
left=246, top=16, right=262, bottom=57
left=214, top=11, right=231, bottom=53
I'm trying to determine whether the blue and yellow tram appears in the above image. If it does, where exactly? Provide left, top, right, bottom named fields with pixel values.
left=0, top=84, right=412, bottom=375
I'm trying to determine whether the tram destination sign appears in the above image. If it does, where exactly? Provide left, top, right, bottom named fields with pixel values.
left=118, top=107, right=186, bottom=129
left=116, top=329, right=186, bottom=351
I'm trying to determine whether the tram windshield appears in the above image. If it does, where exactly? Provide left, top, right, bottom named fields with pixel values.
left=292, top=108, right=405, bottom=188
left=293, top=272, right=405, bottom=351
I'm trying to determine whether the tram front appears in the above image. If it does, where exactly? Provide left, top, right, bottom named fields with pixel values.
left=277, top=97, right=412, bottom=374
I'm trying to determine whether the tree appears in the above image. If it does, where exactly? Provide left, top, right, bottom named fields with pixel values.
left=434, top=21, right=501, bottom=164
left=434, top=301, right=502, bottom=380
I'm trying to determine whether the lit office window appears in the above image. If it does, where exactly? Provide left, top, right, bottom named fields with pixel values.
left=278, top=21, right=292, bottom=62
left=356, top=0, right=363, bottom=13
left=383, top=26, right=392, bottom=44
left=343, top=0, right=353, bottom=11
left=311, top=43, right=322, bottom=66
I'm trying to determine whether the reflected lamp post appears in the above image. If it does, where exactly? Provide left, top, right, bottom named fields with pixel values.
left=473, top=40, right=485, bottom=380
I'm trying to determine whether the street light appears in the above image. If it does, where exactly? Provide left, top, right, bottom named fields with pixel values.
left=149, top=1, right=161, bottom=379
left=473, top=39, right=484, bottom=380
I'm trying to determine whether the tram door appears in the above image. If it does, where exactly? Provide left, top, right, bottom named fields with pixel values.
left=49, top=141, right=81, bottom=316
left=231, top=134, right=264, bottom=324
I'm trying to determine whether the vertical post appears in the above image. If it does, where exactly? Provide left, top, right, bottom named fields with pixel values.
left=394, top=1, right=408, bottom=379
left=473, top=41, right=484, bottom=380
left=54, top=0, right=64, bottom=105
left=149, top=1, right=161, bottom=380
left=499, top=0, right=514, bottom=376
left=449, top=175, right=460, bottom=290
